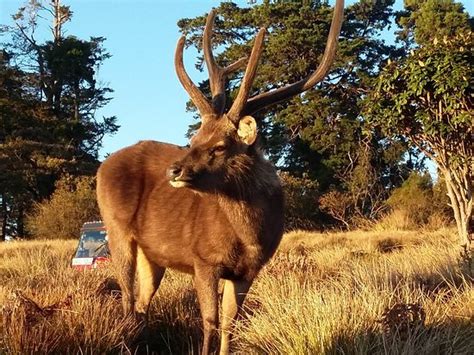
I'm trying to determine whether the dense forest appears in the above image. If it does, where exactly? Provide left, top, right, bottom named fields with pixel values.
left=0, top=0, right=472, bottom=249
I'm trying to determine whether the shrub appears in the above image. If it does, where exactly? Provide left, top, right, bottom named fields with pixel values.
left=279, top=172, right=320, bottom=230
left=26, top=175, right=99, bottom=239
left=382, top=172, right=453, bottom=229
left=387, top=172, right=433, bottom=224
left=432, top=177, right=452, bottom=217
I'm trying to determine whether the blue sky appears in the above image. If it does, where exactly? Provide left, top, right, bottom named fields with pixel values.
left=1, top=0, right=473, bottom=159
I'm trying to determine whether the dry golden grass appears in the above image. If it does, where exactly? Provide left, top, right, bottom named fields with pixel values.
left=1, top=228, right=473, bottom=354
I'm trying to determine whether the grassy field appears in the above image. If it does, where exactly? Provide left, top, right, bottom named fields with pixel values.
left=1, top=228, right=473, bottom=354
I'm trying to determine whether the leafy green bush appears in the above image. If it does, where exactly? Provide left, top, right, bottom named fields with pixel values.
left=385, top=172, right=452, bottom=228
left=26, top=175, right=100, bottom=239
left=387, top=172, right=433, bottom=225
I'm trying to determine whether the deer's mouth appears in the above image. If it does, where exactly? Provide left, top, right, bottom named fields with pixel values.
left=169, top=169, right=216, bottom=190
left=167, top=163, right=195, bottom=188
left=169, top=177, right=192, bottom=188
left=169, top=171, right=195, bottom=188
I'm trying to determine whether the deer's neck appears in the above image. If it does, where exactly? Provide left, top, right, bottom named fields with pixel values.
left=216, top=157, right=281, bottom=246
left=217, top=194, right=261, bottom=238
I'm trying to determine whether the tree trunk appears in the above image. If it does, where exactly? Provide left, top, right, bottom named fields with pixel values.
left=17, top=206, right=24, bottom=239
left=1, top=194, right=7, bottom=242
left=441, top=167, right=473, bottom=250
left=53, top=0, right=63, bottom=41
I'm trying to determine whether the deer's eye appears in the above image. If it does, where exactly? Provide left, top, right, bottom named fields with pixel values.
left=211, top=144, right=226, bottom=155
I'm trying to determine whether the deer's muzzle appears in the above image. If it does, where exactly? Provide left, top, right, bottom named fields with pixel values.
left=167, top=163, right=193, bottom=188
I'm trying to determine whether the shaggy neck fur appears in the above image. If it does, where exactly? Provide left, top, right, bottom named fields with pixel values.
left=216, top=149, right=281, bottom=256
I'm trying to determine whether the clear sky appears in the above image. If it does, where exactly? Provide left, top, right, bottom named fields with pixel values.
left=1, top=0, right=473, bottom=159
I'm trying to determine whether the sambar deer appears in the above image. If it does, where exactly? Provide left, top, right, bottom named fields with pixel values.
left=97, top=0, right=343, bottom=353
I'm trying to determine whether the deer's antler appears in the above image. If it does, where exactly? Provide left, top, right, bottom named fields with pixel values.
left=175, top=0, right=344, bottom=121
left=243, top=0, right=344, bottom=115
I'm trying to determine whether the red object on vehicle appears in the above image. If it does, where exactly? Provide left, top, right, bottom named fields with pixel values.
left=71, top=221, right=110, bottom=270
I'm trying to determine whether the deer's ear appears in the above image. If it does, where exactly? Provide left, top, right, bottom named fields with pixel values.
left=237, top=116, right=257, bottom=145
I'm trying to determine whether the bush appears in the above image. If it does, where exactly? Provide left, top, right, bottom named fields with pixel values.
left=26, top=175, right=100, bottom=239
left=387, top=172, right=433, bottom=224
left=382, top=172, right=453, bottom=229
left=280, top=172, right=320, bottom=231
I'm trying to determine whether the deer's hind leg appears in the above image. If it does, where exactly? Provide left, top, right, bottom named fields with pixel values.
left=135, top=246, right=165, bottom=322
left=107, top=226, right=137, bottom=316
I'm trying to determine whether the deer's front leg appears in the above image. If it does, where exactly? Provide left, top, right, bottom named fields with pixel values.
left=219, top=279, right=252, bottom=355
left=194, top=264, right=219, bottom=355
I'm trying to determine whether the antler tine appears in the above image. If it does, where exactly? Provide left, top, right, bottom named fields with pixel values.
left=223, top=57, right=248, bottom=75
left=175, top=35, right=214, bottom=118
left=227, top=28, right=266, bottom=121
left=243, top=0, right=344, bottom=115
left=203, top=10, right=221, bottom=95
left=204, top=9, right=248, bottom=114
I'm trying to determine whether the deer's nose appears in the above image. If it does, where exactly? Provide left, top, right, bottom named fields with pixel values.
left=167, top=164, right=183, bottom=180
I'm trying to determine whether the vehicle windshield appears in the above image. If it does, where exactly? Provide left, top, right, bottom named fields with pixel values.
left=74, top=230, right=108, bottom=258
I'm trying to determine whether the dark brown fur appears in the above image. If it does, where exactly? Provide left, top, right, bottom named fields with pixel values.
left=98, top=139, right=283, bottom=278
left=97, top=128, right=284, bottom=354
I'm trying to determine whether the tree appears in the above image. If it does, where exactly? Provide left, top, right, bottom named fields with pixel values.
left=319, top=142, right=391, bottom=228
left=0, top=0, right=118, bottom=239
left=365, top=0, right=472, bottom=248
left=178, top=0, right=412, bottom=226
left=0, top=49, right=42, bottom=239
left=396, top=0, right=472, bottom=46
left=7, top=0, right=118, bottom=160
